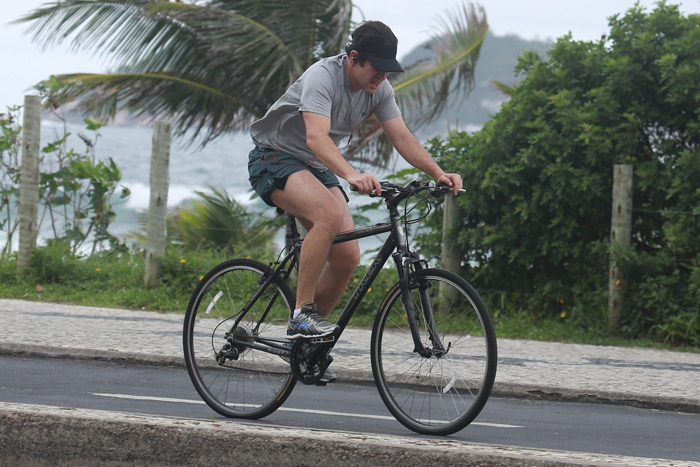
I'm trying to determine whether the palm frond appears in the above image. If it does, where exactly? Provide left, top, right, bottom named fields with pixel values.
left=41, top=72, right=246, bottom=145
left=18, top=0, right=482, bottom=166
left=217, top=0, right=352, bottom=64
left=16, top=0, right=354, bottom=146
left=16, top=1, right=303, bottom=93
left=170, top=185, right=276, bottom=253
left=395, top=2, right=488, bottom=126
left=18, top=1, right=187, bottom=65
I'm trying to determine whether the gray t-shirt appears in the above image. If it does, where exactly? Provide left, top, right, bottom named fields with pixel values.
left=250, top=54, right=401, bottom=170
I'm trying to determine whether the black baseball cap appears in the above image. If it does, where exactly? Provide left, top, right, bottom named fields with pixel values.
left=351, top=42, right=404, bottom=73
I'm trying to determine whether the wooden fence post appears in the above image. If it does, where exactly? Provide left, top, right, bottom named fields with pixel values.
left=608, top=164, right=633, bottom=330
left=17, top=95, right=41, bottom=276
left=144, top=121, right=171, bottom=287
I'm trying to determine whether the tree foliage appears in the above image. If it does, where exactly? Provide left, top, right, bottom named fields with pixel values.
left=425, top=2, right=700, bottom=345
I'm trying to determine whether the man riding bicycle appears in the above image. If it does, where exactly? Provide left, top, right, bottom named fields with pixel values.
left=248, top=21, right=462, bottom=347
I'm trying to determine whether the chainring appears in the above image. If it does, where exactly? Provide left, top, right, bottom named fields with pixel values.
left=289, top=339, right=332, bottom=385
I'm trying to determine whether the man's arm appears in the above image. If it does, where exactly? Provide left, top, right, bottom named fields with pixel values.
left=380, top=115, right=463, bottom=194
left=303, top=111, right=381, bottom=194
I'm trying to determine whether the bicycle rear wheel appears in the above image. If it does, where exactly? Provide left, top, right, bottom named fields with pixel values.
left=183, top=258, right=296, bottom=419
left=371, top=268, right=497, bottom=435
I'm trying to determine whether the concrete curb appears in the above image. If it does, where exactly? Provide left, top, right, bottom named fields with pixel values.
left=2, top=402, right=695, bottom=467
left=2, top=343, right=699, bottom=414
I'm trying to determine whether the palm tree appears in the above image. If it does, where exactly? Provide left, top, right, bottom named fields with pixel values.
left=168, top=185, right=278, bottom=255
left=16, top=0, right=487, bottom=167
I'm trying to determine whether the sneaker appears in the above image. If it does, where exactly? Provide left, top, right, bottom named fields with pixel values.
left=287, top=304, right=339, bottom=339
left=319, top=367, right=336, bottom=384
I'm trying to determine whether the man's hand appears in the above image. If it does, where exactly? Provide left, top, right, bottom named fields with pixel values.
left=348, top=173, right=382, bottom=195
left=380, top=117, right=463, bottom=196
left=438, top=173, right=463, bottom=196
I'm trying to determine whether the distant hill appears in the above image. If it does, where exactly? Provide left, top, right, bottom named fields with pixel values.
left=401, top=32, right=551, bottom=138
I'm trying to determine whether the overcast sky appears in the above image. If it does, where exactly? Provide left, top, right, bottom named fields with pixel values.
left=2, top=0, right=699, bottom=109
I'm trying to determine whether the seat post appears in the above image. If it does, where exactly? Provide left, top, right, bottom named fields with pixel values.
left=286, top=214, right=300, bottom=238
left=284, top=214, right=303, bottom=258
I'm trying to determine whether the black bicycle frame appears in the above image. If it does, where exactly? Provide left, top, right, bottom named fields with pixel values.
left=230, top=192, right=443, bottom=358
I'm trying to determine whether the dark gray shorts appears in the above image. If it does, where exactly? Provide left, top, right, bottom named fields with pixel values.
left=248, top=146, right=348, bottom=207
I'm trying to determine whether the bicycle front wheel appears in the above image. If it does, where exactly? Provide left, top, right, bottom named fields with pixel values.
left=183, top=258, right=296, bottom=419
left=371, top=268, right=497, bottom=435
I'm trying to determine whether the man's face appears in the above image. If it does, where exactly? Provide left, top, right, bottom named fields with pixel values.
left=349, top=56, right=389, bottom=94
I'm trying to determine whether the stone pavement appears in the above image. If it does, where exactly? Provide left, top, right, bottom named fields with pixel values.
left=1, top=298, right=699, bottom=412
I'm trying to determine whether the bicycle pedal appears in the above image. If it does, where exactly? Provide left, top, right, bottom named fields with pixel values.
left=310, top=336, right=335, bottom=344
left=315, top=381, right=328, bottom=387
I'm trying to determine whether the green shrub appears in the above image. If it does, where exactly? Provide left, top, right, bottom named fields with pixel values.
left=30, top=239, right=80, bottom=284
left=422, top=4, right=700, bottom=346
left=619, top=247, right=700, bottom=346
left=157, top=245, right=229, bottom=293
left=0, top=253, right=17, bottom=283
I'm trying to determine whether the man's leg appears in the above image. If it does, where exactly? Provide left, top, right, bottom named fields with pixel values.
left=270, top=171, right=355, bottom=310
left=293, top=187, right=356, bottom=382
left=307, top=187, right=360, bottom=318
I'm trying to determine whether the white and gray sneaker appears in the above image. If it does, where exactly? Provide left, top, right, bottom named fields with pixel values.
left=287, top=304, right=339, bottom=339
left=319, top=367, right=336, bottom=384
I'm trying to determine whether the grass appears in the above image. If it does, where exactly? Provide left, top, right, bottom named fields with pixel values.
left=0, top=246, right=228, bottom=312
left=1, top=247, right=697, bottom=353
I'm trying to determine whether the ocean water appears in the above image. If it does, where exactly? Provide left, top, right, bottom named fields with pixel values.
left=39, top=120, right=259, bottom=228
left=15, top=120, right=406, bottom=254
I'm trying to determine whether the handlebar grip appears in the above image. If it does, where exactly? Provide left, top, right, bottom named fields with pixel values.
left=349, top=183, right=382, bottom=197
left=428, top=185, right=466, bottom=200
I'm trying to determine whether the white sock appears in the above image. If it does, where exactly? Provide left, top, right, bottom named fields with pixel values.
left=292, top=307, right=302, bottom=319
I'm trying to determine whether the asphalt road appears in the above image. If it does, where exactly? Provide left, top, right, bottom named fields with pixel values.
left=1, top=355, right=698, bottom=463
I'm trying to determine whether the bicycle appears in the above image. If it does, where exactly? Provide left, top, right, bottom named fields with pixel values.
left=183, top=179, right=497, bottom=435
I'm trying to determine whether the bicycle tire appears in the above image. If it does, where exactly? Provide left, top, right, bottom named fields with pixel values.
left=370, top=267, right=497, bottom=435
left=183, top=258, right=297, bottom=419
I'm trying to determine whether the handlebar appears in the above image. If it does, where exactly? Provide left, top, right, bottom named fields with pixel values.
left=349, top=179, right=465, bottom=199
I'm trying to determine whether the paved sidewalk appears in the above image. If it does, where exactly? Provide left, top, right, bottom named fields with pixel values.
left=1, top=298, right=699, bottom=412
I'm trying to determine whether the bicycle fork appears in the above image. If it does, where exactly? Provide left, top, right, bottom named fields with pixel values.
left=393, top=253, right=447, bottom=358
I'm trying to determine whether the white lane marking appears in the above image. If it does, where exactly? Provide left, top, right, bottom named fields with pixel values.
left=91, top=393, right=522, bottom=428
